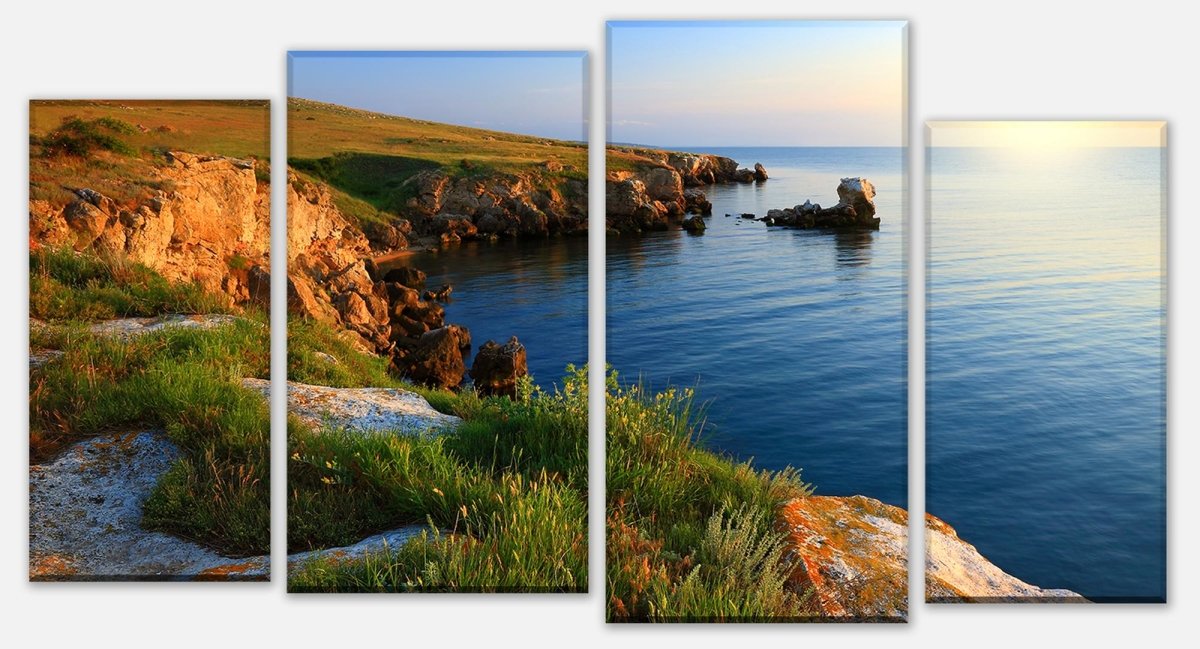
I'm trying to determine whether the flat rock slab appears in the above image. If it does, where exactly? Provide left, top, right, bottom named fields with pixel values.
left=287, top=525, right=431, bottom=574
left=29, top=430, right=268, bottom=581
left=29, top=349, right=65, bottom=370
left=242, top=378, right=460, bottom=436
left=924, top=514, right=1085, bottom=603
left=86, top=314, right=242, bottom=340
left=780, top=495, right=1085, bottom=618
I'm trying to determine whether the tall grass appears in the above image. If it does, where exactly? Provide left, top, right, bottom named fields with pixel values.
left=30, top=247, right=232, bottom=321
left=606, top=372, right=815, bottom=621
left=287, top=366, right=589, bottom=592
left=29, top=247, right=268, bottom=556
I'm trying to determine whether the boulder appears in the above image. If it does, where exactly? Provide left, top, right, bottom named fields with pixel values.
left=754, top=163, right=769, bottom=182
left=404, top=325, right=472, bottom=389
left=836, top=177, right=877, bottom=220
left=681, top=215, right=707, bottom=233
left=683, top=188, right=712, bottom=215
left=383, top=266, right=427, bottom=290
left=469, top=336, right=528, bottom=397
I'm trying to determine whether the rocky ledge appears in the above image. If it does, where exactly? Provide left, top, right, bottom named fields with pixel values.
left=242, top=378, right=460, bottom=436
left=286, top=174, right=529, bottom=390
left=779, top=495, right=1085, bottom=619
left=29, top=151, right=270, bottom=306
left=763, top=177, right=881, bottom=230
left=606, top=149, right=767, bottom=234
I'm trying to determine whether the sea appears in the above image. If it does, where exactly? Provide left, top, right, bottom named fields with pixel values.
left=927, top=145, right=1166, bottom=601
left=607, top=146, right=908, bottom=508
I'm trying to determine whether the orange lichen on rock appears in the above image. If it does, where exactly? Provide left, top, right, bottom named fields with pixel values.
left=195, top=558, right=269, bottom=581
left=778, top=495, right=908, bottom=621
left=30, top=553, right=79, bottom=580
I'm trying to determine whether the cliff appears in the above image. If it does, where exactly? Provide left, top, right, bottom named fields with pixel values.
left=780, top=495, right=1086, bottom=618
left=605, top=146, right=767, bottom=233
left=29, top=151, right=270, bottom=306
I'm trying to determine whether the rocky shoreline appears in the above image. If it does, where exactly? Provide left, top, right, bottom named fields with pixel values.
left=605, top=149, right=768, bottom=233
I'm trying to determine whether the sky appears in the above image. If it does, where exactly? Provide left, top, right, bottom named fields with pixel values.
left=608, top=21, right=906, bottom=147
left=288, top=52, right=587, bottom=141
left=928, top=121, right=1166, bottom=148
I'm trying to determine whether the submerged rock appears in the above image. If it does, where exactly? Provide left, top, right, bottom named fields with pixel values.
left=779, top=495, right=1086, bottom=619
left=469, top=336, right=528, bottom=397
left=681, top=215, right=707, bottom=233
left=241, top=378, right=460, bottom=436
left=29, top=430, right=268, bottom=581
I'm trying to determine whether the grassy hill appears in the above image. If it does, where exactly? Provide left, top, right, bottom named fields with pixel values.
left=287, top=98, right=587, bottom=227
left=29, top=100, right=270, bottom=208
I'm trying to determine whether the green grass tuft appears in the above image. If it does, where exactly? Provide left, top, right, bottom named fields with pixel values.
left=605, top=371, right=815, bottom=621
left=286, top=362, right=589, bottom=592
left=30, top=247, right=232, bottom=321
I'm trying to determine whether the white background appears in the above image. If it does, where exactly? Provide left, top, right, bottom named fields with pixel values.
left=1, top=1, right=1194, bottom=647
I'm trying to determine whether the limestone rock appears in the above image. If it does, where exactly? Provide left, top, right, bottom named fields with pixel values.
left=29, top=430, right=268, bottom=581
left=925, top=514, right=1086, bottom=603
left=286, top=526, right=432, bottom=574
left=779, top=495, right=1086, bottom=620
left=84, top=314, right=242, bottom=340
left=241, top=378, right=460, bottom=436
left=469, top=336, right=528, bottom=397
left=763, top=177, right=881, bottom=230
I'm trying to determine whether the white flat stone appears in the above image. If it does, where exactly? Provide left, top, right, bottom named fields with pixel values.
left=242, top=378, right=460, bottom=436
left=29, top=430, right=268, bottom=580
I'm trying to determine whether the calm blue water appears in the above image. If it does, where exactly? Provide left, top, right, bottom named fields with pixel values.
left=608, top=147, right=908, bottom=507
left=404, top=236, right=588, bottom=390
left=927, top=146, right=1166, bottom=602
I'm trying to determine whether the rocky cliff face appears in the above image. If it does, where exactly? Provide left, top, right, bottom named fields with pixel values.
left=29, top=151, right=270, bottom=306
left=605, top=150, right=766, bottom=233
left=779, top=495, right=1085, bottom=619
left=399, top=165, right=587, bottom=245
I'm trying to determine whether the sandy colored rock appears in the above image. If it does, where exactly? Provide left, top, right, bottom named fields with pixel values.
left=779, top=495, right=1086, bottom=619
left=241, top=378, right=460, bottom=436
left=925, top=513, right=1086, bottom=603
left=29, top=430, right=267, bottom=581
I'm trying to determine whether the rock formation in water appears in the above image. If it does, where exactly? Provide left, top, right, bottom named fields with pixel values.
left=469, top=336, right=529, bottom=397
left=29, top=151, right=271, bottom=306
left=605, top=148, right=768, bottom=234
left=779, top=495, right=1086, bottom=619
left=764, top=177, right=881, bottom=230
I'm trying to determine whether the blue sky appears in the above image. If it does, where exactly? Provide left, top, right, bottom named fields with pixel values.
left=608, top=21, right=906, bottom=147
left=289, top=52, right=587, bottom=141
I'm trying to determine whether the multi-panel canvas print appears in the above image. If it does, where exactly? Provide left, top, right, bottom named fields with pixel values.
left=285, top=51, right=589, bottom=592
left=605, top=21, right=910, bottom=622
left=926, top=121, right=1167, bottom=603
left=29, top=100, right=272, bottom=580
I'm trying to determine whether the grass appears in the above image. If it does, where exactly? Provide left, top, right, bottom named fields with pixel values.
left=30, top=247, right=233, bottom=321
left=605, top=372, right=817, bottom=622
left=286, top=318, right=588, bottom=592
left=29, top=248, right=270, bottom=556
left=30, top=100, right=269, bottom=209
left=286, top=98, right=586, bottom=229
